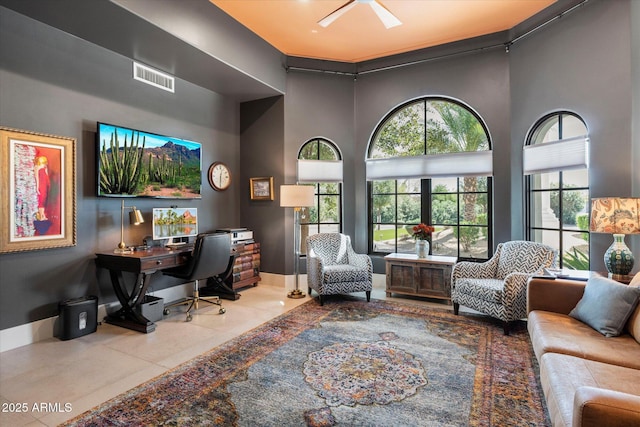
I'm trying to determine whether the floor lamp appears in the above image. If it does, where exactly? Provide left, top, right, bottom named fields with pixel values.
left=114, top=199, right=144, bottom=253
left=280, top=185, right=315, bottom=299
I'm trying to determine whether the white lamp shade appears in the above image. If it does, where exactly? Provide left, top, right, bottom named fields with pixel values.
left=366, top=151, right=493, bottom=180
left=280, top=185, right=315, bottom=208
left=297, top=159, right=343, bottom=182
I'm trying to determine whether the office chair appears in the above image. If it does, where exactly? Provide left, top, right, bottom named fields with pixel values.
left=162, top=232, right=232, bottom=321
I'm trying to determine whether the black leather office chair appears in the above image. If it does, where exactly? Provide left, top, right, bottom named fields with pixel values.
left=162, top=232, right=232, bottom=321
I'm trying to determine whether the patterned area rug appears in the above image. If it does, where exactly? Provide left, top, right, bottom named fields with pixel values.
left=64, top=299, right=548, bottom=426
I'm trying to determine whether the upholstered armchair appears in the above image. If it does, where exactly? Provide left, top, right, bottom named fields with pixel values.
left=451, top=240, right=557, bottom=334
left=306, top=233, right=373, bottom=306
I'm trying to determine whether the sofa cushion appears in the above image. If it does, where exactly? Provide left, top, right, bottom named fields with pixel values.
left=540, top=352, right=640, bottom=427
left=528, top=310, right=640, bottom=370
left=569, top=276, right=640, bottom=337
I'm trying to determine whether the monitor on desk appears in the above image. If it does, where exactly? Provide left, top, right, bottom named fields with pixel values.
left=152, top=207, right=198, bottom=247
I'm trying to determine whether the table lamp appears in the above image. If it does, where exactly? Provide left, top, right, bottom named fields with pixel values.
left=280, top=184, right=315, bottom=298
left=115, top=199, right=144, bottom=253
left=590, top=197, right=640, bottom=279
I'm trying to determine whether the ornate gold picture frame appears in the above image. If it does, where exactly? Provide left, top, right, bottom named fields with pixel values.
left=0, top=127, right=76, bottom=253
left=249, top=176, right=274, bottom=201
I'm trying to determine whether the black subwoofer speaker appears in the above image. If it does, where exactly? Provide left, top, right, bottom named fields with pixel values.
left=58, top=296, right=98, bottom=340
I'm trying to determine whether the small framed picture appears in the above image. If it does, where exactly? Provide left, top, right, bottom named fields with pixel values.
left=250, top=177, right=274, bottom=201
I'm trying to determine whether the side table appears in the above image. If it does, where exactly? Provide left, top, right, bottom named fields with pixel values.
left=384, top=253, right=457, bottom=303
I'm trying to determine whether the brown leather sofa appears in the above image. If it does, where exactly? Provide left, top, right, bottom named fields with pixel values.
left=527, top=273, right=640, bottom=427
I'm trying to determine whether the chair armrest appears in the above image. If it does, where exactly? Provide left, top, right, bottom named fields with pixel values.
left=573, top=386, right=640, bottom=427
left=502, top=272, right=533, bottom=320
left=306, top=256, right=324, bottom=287
left=527, top=278, right=586, bottom=315
left=349, top=252, right=372, bottom=272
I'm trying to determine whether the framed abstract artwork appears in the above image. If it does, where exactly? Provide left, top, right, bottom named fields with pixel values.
left=250, top=176, right=274, bottom=201
left=0, top=127, right=76, bottom=253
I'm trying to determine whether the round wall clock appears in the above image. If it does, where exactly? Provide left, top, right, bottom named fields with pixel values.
left=208, top=162, right=231, bottom=191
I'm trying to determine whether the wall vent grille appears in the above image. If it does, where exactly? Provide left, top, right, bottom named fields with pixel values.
left=133, top=62, right=175, bottom=93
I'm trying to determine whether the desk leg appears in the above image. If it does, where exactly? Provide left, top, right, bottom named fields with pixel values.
left=105, top=270, right=156, bottom=333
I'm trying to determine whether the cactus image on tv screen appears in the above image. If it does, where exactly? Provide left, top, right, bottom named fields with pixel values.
left=97, top=122, right=201, bottom=198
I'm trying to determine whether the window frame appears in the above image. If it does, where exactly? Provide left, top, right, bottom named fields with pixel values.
left=524, top=111, right=590, bottom=270
left=367, top=96, right=493, bottom=261
left=298, top=137, right=343, bottom=240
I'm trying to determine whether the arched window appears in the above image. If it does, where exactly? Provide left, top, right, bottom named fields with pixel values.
left=367, top=97, right=493, bottom=260
left=524, top=111, right=590, bottom=269
left=298, top=138, right=343, bottom=254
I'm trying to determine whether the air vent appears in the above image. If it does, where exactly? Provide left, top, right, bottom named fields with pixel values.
left=133, top=62, right=175, bottom=93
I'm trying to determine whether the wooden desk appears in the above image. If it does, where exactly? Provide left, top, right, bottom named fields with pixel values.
left=384, top=253, right=457, bottom=303
left=96, top=246, right=192, bottom=333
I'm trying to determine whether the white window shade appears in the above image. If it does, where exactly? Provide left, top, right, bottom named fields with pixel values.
left=365, top=151, right=493, bottom=180
left=523, top=136, right=589, bottom=175
left=297, top=159, right=343, bottom=182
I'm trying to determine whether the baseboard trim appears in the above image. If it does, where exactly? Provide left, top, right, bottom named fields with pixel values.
left=0, top=273, right=384, bottom=353
left=0, top=282, right=192, bottom=353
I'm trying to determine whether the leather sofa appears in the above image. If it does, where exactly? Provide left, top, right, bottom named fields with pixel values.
left=527, top=273, right=640, bottom=427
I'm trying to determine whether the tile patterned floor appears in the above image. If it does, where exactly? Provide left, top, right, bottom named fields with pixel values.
left=0, top=277, right=454, bottom=426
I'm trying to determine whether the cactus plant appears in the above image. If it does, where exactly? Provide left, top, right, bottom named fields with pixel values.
left=99, top=129, right=145, bottom=195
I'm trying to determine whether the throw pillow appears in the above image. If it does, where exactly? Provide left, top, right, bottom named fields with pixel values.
left=569, top=275, right=640, bottom=337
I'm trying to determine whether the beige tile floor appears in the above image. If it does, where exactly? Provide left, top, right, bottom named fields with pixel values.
left=0, top=278, right=454, bottom=426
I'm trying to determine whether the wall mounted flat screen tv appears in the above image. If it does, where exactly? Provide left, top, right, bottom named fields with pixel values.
left=152, top=207, right=198, bottom=245
left=97, top=122, right=201, bottom=198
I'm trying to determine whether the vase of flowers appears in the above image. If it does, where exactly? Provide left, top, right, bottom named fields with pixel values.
left=412, top=223, right=434, bottom=258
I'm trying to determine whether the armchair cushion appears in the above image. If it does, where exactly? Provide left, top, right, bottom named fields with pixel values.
left=454, top=278, right=505, bottom=304
left=322, top=264, right=370, bottom=284
left=569, top=276, right=640, bottom=337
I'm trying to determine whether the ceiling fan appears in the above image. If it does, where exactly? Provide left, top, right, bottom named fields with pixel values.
left=318, top=0, right=402, bottom=29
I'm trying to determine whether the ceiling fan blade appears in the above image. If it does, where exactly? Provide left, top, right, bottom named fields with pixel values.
left=369, top=0, right=402, bottom=29
left=318, top=0, right=357, bottom=28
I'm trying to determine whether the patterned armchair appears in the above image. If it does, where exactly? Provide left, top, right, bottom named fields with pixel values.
left=451, top=240, right=557, bottom=335
left=306, top=233, right=372, bottom=306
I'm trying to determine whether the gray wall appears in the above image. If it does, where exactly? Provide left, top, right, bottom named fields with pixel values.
left=0, top=8, right=241, bottom=330
left=510, top=0, right=635, bottom=272
left=239, top=96, right=286, bottom=274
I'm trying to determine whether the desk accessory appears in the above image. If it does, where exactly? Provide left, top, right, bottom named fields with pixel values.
left=115, top=199, right=144, bottom=253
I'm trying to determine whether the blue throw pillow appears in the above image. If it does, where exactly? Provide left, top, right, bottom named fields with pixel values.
left=569, top=276, right=640, bottom=337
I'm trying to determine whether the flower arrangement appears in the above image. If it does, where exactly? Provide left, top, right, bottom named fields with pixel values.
left=412, top=223, right=435, bottom=240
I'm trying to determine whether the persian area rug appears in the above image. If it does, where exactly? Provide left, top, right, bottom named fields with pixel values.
left=64, top=299, right=548, bottom=427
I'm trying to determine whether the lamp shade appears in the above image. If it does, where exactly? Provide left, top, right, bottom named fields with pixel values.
left=129, top=208, right=144, bottom=225
left=280, top=185, right=315, bottom=208
left=590, top=198, right=640, bottom=234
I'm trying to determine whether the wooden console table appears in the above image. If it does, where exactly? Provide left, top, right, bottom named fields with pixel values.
left=384, top=253, right=457, bottom=303
left=96, top=246, right=192, bottom=333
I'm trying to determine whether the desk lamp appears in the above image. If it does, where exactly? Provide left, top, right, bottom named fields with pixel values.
left=590, top=197, right=640, bottom=280
left=280, top=185, right=315, bottom=299
left=115, top=199, right=144, bottom=253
